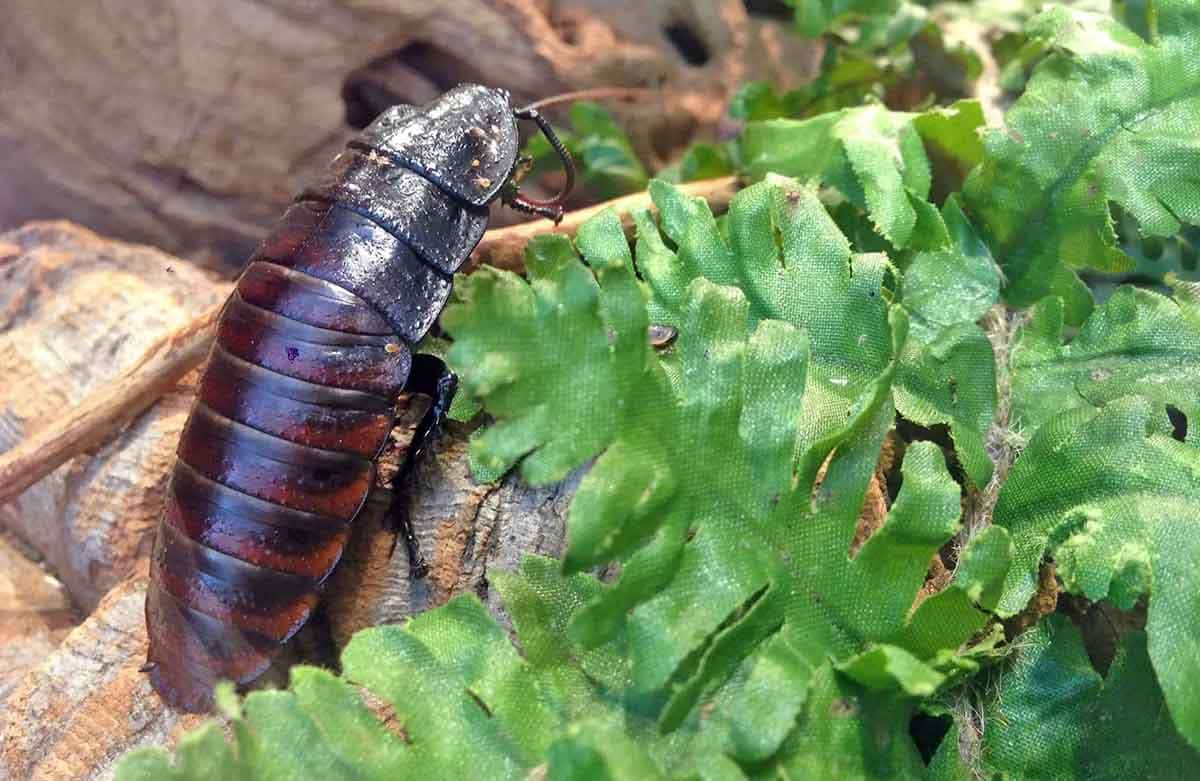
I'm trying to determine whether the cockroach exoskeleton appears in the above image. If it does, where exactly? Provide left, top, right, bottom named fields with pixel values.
left=143, top=84, right=575, bottom=713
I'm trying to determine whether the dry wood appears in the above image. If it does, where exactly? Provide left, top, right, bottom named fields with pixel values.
left=324, top=405, right=575, bottom=646
left=0, top=535, right=75, bottom=709
left=0, top=576, right=209, bottom=781
left=0, top=177, right=739, bottom=510
left=0, top=305, right=220, bottom=507
left=0, top=223, right=228, bottom=610
left=0, top=0, right=817, bottom=268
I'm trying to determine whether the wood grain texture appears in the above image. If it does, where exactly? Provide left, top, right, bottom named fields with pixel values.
left=0, top=222, right=229, bottom=611
left=0, top=305, right=220, bottom=507
left=0, top=535, right=75, bottom=710
left=0, top=1, right=817, bottom=266
left=0, top=576, right=208, bottom=781
left=324, top=406, right=575, bottom=647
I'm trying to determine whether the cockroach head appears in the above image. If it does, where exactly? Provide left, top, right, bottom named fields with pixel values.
left=359, top=83, right=574, bottom=223
left=359, top=84, right=521, bottom=208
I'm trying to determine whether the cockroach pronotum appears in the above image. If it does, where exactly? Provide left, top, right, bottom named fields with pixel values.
left=143, top=84, right=576, bottom=712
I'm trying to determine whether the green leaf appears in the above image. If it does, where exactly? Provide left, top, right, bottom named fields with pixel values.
left=739, top=8, right=982, bottom=123
left=836, top=441, right=962, bottom=640
left=1011, top=284, right=1200, bottom=441
left=341, top=621, right=528, bottom=776
left=900, top=197, right=999, bottom=337
left=837, top=645, right=946, bottom=697
left=1088, top=209, right=1200, bottom=303
left=739, top=119, right=1003, bottom=484
left=973, top=615, right=1200, bottom=777
left=894, top=326, right=996, bottom=488
left=853, top=528, right=1014, bottom=699
left=666, top=142, right=735, bottom=183
left=767, top=437, right=965, bottom=685
left=994, top=396, right=1200, bottom=747
left=793, top=0, right=903, bottom=38
left=1169, top=271, right=1200, bottom=325
left=729, top=80, right=793, bottom=121
left=895, top=196, right=1000, bottom=487
left=730, top=55, right=887, bottom=122
left=924, top=723, right=973, bottom=781
left=911, top=100, right=985, bottom=189
left=769, top=663, right=925, bottom=779
left=740, top=103, right=983, bottom=250
left=443, top=217, right=659, bottom=485
left=891, top=527, right=1012, bottom=660
left=699, top=632, right=817, bottom=762
left=546, top=723, right=666, bottom=781
left=119, top=559, right=760, bottom=780
left=116, top=137, right=1010, bottom=781
left=963, top=2, right=1200, bottom=324
left=117, top=724, right=236, bottom=781
left=442, top=178, right=992, bottom=767
left=569, top=102, right=650, bottom=198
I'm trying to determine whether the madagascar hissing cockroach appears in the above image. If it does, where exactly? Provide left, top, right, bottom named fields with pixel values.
left=143, top=84, right=576, bottom=712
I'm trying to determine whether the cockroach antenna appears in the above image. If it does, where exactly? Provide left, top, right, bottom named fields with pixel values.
left=504, top=87, right=655, bottom=223
left=519, top=86, right=653, bottom=112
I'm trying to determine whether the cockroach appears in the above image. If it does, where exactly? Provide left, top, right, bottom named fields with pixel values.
left=143, top=84, right=576, bottom=712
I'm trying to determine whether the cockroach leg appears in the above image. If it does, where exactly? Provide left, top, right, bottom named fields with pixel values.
left=512, top=155, right=535, bottom=184
left=503, top=106, right=575, bottom=224
left=388, top=353, right=459, bottom=579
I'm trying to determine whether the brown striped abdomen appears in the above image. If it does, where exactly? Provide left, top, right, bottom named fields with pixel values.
left=144, top=258, right=410, bottom=712
left=144, top=83, right=519, bottom=713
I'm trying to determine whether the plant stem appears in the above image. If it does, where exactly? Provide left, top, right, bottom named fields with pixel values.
left=0, top=305, right=221, bottom=505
